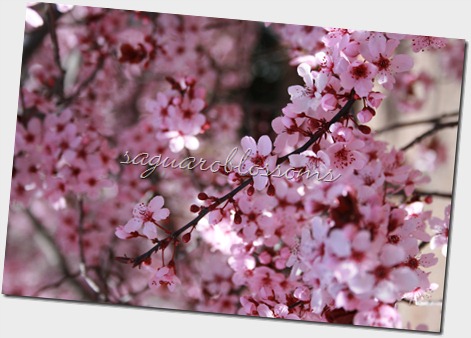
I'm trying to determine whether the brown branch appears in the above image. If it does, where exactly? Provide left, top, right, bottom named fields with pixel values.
left=77, top=199, right=106, bottom=300
left=61, top=55, right=105, bottom=106
left=413, top=190, right=453, bottom=199
left=377, top=112, right=459, bottom=134
left=400, top=121, right=459, bottom=151
left=122, top=96, right=356, bottom=268
left=24, top=208, right=94, bottom=300
left=22, top=6, right=63, bottom=69
left=32, top=271, right=80, bottom=297
left=47, top=4, right=66, bottom=100
left=400, top=299, right=443, bottom=307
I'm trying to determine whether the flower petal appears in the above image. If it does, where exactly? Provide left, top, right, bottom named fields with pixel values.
left=257, top=135, right=272, bottom=156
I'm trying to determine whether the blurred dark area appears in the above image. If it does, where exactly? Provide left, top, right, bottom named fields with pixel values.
left=241, top=25, right=300, bottom=139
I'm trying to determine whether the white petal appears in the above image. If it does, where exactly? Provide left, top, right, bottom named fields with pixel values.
left=169, top=137, right=184, bottom=153
left=25, top=8, right=44, bottom=27
left=185, top=136, right=200, bottom=150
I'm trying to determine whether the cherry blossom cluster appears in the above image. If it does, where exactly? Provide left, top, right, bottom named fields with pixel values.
left=4, top=3, right=462, bottom=332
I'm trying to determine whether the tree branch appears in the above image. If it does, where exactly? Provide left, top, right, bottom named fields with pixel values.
left=376, top=112, right=459, bottom=134
left=400, top=299, right=443, bottom=307
left=77, top=199, right=106, bottom=301
left=24, top=208, right=93, bottom=300
left=32, top=271, right=80, bottom=297
left=400, top=121, right=459, bottom=151
left=413, top=190, right=453, bottom=199
left=61, top=55, right=105, bottom=106
left=47, top=4, right=66, bottom=100
left=22, top=6, right=62, bottom=69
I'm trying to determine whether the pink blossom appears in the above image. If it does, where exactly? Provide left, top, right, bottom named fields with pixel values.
left=239, top=135, right=277, bottom=191
left=411, top=36, right=447, bottom=52
left=121, top=195, right=170, bottom=240
left=362, top=34, right=414, bottom=90
left=429, top=205, right=451, bottom=257
left=339, top=60, right=377, bottom=97
left=354, top=304, right=402, bottom=328
left=325, top=139, right=367, bottom=175
left=288, top=63, right=328, bottom=112
left=149, top=266, right=181, bottom=293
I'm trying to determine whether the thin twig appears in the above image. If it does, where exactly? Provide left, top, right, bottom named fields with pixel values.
left=61, top=55, right=105, bottom=106
left=77, top=199, right=106, bottom=300
left=413, top=190, right=453, bottom=199
left=32, top=272, right=80, bottom=297
left=48, top=4, right=66, bottom=99
left=400, top=299, right=443, bottom=307
left=22, top=7, right=63, bottom=69
left=24, top=208, right=93, bottom=300
left=400, top=121, right=459, bottom=151
left=377, top=112, right=459, bottom=134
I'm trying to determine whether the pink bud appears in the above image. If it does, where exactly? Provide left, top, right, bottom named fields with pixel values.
left=357, top=107, right=375, bottom=123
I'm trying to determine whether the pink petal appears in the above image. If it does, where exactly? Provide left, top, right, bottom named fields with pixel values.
left=155, top=208, right=170, bottom=221
left=355, top=78, right=374, bottom=98
left=288, top=85, right=305, bottom=100
left=352, top=230, right=371, bottom=251
left=208, top=209, right=223, bottom=225
left=348, top=272, right=375, bottom=294
left=148, top=195, right=164, bottom=211
left=390, top=267, right=419, bottom=292
left=257, top=304, right=274, bottom=318
left=241, top=136, right=257, bottom=154
left=294, top=286, right=310, bottom=301
left=123, top=218, right=142, bottom=232
left=357, top=108, right=374, bottom=123
left=328, top=229, right=351, bottom=257
left=289, top=154, right=308, bottom=168
left=419, top=253, right=438, bottom=268
left=384, top=38, right=400, bottom=57
left=115, top=226, right=131, bottom=239
left=321, top=93, right=337, bottom=111
left=143, top=222, right=158, bottom=239
left=257, top=135, right=272, bottom=156
left=374, top=280, right=398, bottom=303
left=391, top=54, right=414, bottom=73
left=274, top=304, right=289, bottom=317
left=190, top=98, right=205, bottom=112
left=380, top=244, right=406, bottom=267
left=253, top=174, right=268, bottom=191
left=369, top=34, right=386, bottom=57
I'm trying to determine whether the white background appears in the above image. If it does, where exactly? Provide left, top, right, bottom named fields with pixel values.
left=0, top=0, right=469, bottom=337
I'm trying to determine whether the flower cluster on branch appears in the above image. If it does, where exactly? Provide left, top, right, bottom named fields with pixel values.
left=4, top=3, right=463, bottom=332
